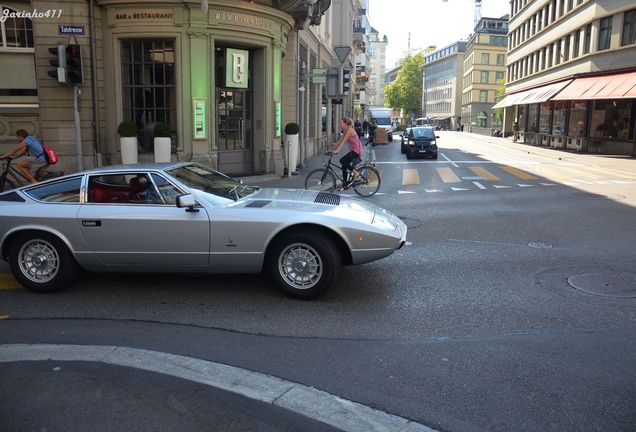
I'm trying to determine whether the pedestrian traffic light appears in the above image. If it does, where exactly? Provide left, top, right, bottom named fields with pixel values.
left=66, top=44, right=84, bottom=84
left=47, top=44, right=67, bottom=84
left=338, top=67, right=351, bottom=95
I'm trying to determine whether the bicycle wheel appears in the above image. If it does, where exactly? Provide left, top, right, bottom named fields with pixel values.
left=353, top=165, right=381, bottom=197
left=0, top=178, right=17, bottom=193
left=305, top=169, right=336, bottom=192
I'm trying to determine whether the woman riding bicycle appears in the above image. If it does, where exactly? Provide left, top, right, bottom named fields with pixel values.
left=0, top=129, right=47, bottom=183
left=328, top=117, right=363, bottom=189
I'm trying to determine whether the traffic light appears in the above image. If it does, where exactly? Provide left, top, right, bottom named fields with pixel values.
left=47, top=44, right=67, bottom=84
left=338, top=67, right=351, bottom=95
left=66, top=44, right=84, bottom=84
left=326, top=68, right=340, bottom=97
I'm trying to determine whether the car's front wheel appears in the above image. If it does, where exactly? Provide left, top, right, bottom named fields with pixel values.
left=267, top=231, right=340, bottom=299
left=9, top=232, right=78, bottom=293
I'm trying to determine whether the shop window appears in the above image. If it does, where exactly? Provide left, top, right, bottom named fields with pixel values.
left=477, top=111, right=487, bottom=127
left=0, top=6, right=37, bottom=99
left=539, top=102, right=552, bottom=134
left=590, top=100, right=633, bottom=140
left=309, top=52, right=317, bottom=138
left=121, top=39, right=176, bottom=151
left=528, top=104, right=539, bottom=132
left=552, top=101, right=568, bottom=135
left=517, top=105, right=526, bottom=131
left=568, top=101, right=587, bottom=137
left=598, top=17, right=613, bottom=51
left=621, top=9, right=636, bottom=46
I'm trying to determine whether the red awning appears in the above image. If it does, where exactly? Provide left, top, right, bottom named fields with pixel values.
left=551, top=71, right=636, bottom=100
left=492, top=80, right=572, bottom=109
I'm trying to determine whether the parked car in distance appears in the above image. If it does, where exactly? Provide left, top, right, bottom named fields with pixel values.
left=400, top=127, right=412, bottom=154
left=404, top=127, right=439, bottom=160
left=0, top=162, right=407, bottom=299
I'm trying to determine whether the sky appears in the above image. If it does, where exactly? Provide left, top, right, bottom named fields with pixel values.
left=367, top=0, right=511, bottom=68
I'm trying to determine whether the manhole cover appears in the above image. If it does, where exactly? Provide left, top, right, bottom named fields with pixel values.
left=567, top=273, right=636, bottom=298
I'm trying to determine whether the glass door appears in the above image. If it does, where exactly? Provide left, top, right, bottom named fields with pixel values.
left=216, top=88, right=253, bottom=175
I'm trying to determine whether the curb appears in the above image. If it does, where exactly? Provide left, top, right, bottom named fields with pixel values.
left=0, top=343, right=437, bottom=432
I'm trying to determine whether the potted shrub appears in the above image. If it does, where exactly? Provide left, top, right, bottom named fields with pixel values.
left=153, top=123, right=172, bottom=163
left=284, top=122, right=300, bottom=176
left=117, top=121, right=138, bottom=164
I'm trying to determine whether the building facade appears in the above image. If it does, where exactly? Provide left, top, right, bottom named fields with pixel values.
left=367, top=27, right=387, bottom=106
left=0, top=0, right=354, bottom=177
left=423, top=41, right=467, bottom=131
left=461, top=16, right=508, bottom=135
left=496, top=0, right=636, bottom=155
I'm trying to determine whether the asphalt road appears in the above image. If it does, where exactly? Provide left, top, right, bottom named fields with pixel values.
left=1, top=132, right=635, bottom=432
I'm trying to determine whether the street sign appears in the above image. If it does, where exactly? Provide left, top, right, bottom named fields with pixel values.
left=334, top=46, right=351, bottom=64
left=311, top=68, right=326, bottom=84
left=58, top=25, right=85, bottom=36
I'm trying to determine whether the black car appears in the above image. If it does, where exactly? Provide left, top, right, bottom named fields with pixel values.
left=405, top=127, right=439, bottom=159
left=400, top=127, right=411, bottom=154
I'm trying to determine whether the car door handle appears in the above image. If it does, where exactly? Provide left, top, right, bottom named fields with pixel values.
left=82, top=220, right=102, bottom=227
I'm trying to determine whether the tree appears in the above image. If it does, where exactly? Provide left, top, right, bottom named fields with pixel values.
left=384, top=52, right=424, bottom=117
left=492, top=78, right=506, bottom=126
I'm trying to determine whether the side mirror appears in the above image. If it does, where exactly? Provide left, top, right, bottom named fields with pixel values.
left=435, top=136, right=440, bottom=139
left=177, top=194, right=199, bottom=212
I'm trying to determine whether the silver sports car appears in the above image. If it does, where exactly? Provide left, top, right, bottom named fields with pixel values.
left=0, top=162, right=407, bottom=298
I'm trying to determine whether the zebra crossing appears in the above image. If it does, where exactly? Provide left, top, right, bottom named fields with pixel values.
left=382, top=162, right=636, bottom=194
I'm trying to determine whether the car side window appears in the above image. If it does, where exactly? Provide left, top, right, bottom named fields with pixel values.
left=88, top=173, right=164, bottom=205
left=24, top=177, right=82, bottom=203
left=151, top=174, right=182, bottom=205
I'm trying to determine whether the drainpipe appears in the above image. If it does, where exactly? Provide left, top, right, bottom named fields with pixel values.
left=88, top=0, right=102, bottom=166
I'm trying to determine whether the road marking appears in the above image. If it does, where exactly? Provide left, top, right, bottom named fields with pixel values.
left=532, top=166, right=570, bottom=180
left=397, top=190, right=416, bottom=194
left=540, top=183, right=557, bottom=186
left=440, top=152, right=459, bottom=167
left=557, top=166, right=603, bottom=179
left=469, top=166, right=500, bottom=181
left=517, top=184, right=535, bottom=188
left=0, top=344, right=437, bottom=432
left=584, top=166, right=636, bottom=179
left=401, top=168, right=420, bottom=185
left=0, top=273, right=22, bottom=290
left=473, top=181, right=487, bottom=190
left=436, top=167, right=461, bottom=183
left=500, top=166, right=538, bottom=180
left=451, top=187, right=469, bottom=191
left=425, top=189, right=442, bottom=193
left=492, top=185, right=511, bottom=189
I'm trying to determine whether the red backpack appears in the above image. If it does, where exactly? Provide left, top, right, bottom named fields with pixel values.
left=42, top=143, right=59, bottom=165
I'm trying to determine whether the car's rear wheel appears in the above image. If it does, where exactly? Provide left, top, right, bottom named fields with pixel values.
left=9, top=232, right=78, bottom=293
left=267, top=231, right=340, bottom=299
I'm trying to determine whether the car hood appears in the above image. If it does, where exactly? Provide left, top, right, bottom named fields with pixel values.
left=230, top=188, right=404, bottom=233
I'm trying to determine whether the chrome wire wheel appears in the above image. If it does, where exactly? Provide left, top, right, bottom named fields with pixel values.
left=18, top=239, right=60, bottom=284
left=278, top=242, right=323, bottom=290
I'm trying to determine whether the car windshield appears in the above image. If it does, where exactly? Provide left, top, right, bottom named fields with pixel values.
left=412, top=128, right=435, bottom=139
left=374, top=118, right=391, bottom=126
left=165, top=164, right=259, bottom=203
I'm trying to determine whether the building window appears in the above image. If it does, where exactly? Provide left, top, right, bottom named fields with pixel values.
left=552, top=101, right=568, bottom=135
left=481, top=53, right=490, bottom=64
left=590, top=99, right=633, bottom=140
left=622, top=9, right=636, bottom=46
left=539, top=102, right=552, bottom=133
left=555, top=40, right=561, bottom=65
left=568, top=101, right=587, bottom=137
left=477, top=111, right=487, bottom=127
left=563, top=35, right=570, bottom=61
left=496, top=54, right=505, bottom=65
left=583, top=24, right=592, bottom=54
left=479, top=90, right=488, bottom=102
left=598, top=16, right=613, bottom=50
left=496, top=71, right=504, bottom=82
left=121, top=39, right=176, bottom=150
left=480, top=71, right=489, bottom=83
left=0, top=6, right=37, bottom=99
left=573, top=29, right=581, bottom=58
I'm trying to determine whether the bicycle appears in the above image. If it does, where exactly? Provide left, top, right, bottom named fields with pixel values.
left=304, top=152, right=381, bottom=197
left=0, top=157, right=64, bottom=192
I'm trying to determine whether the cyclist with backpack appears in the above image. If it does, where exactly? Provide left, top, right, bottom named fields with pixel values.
left=0, top=129, right=48, bottom=183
